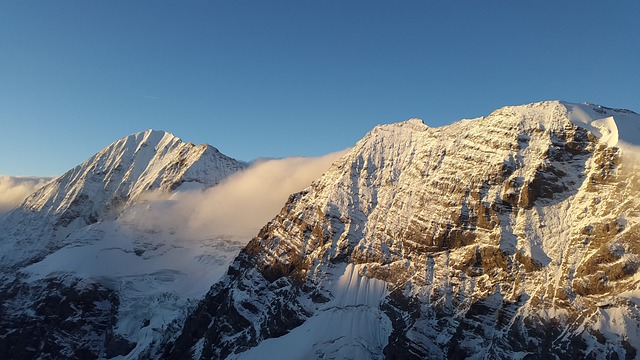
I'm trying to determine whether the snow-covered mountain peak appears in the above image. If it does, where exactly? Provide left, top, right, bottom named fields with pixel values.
left=25, top=129, right=242, bottom=214
left=0, top=130, right=246, bottom=270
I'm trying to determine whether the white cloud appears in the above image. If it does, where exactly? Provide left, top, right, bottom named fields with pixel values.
left=0, top=176, right=54, bottom=215
left=120, top=149, right=348, bottom=242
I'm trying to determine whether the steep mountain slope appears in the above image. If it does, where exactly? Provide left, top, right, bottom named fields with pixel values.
left=0, top=130, right=248, bottom=359
left=165, top=101, right=640, bottom=359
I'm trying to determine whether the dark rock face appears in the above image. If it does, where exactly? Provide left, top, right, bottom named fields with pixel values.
left=0, top=275, right=129, bottom=360
left=163, top=251, right=310, bottom=359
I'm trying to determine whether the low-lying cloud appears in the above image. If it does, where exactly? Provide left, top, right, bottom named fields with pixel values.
left=0, top=176, right=54, bottom=215
left=121, top=149, right=349, bottom=242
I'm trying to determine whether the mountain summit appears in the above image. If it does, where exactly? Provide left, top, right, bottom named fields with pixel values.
left=23, top=129, right=243, bottom=224
left=166, top=101, right=640, bottom=359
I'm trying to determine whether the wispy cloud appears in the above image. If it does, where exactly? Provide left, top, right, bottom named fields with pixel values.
left=0, top=176, right=54, bottom=215
left=141, top=95, right=159, bottom=100
left=121, top=149, right=348, bottom=241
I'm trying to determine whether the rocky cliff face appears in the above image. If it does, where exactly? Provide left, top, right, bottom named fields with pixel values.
left=165, top=101, right=640, bottom=359
left=0, top=130, right=247, bottom=359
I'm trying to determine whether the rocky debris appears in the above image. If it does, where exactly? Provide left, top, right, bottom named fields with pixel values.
left=0, top=275, right=124, bottom=360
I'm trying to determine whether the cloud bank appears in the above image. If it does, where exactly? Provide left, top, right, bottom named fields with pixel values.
left=0, top=176, right=53, bottom=215
left=121, top=149, right=349, bottom=242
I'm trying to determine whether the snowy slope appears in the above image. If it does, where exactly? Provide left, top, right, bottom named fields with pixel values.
left=233, top=263, right=391, bottom=360
left=9, top=219, right=246, bottom=359
left=0, top=130, right=248, bottom=359
left=166, top=101, right=640, bottom=359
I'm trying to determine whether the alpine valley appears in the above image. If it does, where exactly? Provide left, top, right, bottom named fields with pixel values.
left=2, top=101, right=640, bottom=360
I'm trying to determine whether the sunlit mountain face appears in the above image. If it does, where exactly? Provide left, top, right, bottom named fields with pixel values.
left=166, top=102, right=640, bottom=360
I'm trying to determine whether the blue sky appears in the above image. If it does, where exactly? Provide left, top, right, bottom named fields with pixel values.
left=2, top=1, right=639, bottom=176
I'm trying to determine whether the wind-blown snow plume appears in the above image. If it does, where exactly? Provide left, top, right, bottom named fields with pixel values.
left=121, top=150, right=348, bottom=241
left=0, top=176, right=53, bottom=215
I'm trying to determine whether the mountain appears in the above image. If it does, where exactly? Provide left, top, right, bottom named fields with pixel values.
left=164, top=101, right=640, bottom=359
left=0, top=130, right=248, bottom=359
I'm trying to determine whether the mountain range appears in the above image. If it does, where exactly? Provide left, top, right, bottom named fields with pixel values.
left=1, top=101, right=639, bottom=359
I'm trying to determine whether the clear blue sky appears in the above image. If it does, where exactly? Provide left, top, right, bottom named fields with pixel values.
left=2, top=1, right=639, bottom=176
